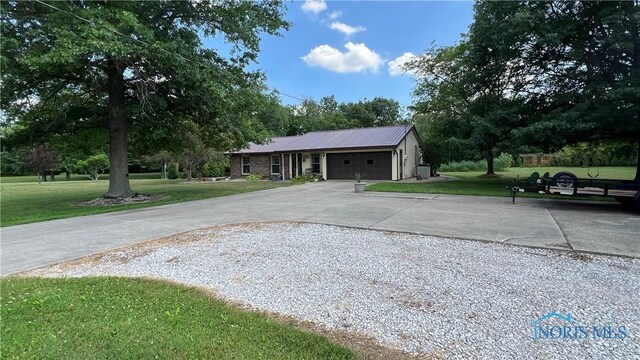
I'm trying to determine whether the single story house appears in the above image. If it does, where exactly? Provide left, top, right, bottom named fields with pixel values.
left=229, top=125, right=422, bottom=181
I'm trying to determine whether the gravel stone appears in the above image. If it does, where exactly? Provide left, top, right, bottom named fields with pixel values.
left=25, top=222, right=640, bottom=358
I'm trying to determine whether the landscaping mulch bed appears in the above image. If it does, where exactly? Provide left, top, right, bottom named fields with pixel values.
left=79, top=194, right=167, bottom=206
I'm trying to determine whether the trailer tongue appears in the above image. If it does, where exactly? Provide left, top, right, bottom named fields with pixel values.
left=508, top=171, right=640, bottom=210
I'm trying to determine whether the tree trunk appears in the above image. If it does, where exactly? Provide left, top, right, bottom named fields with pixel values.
left=104, top=58, right=134, bottom=198
left=50, top=173, right=55, bottom=181
left=161, top=161, right=167, bottom=179
left=65, top=171, right=71, bottom=181
left=186, top=167, right=192, bottom=182
left=486, top=147, right=495, bottom=175
left=42, top=170, right=47, bottom=182
left=37, top=171, right=42, bottom=184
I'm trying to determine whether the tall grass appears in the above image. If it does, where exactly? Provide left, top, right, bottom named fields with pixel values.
left=440, top=153, right=514, bottom=172
left=440, top=160, right=487, bottom=172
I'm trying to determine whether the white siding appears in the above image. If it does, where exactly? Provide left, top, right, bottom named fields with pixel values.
left=394, top=129, right=422, bottom=180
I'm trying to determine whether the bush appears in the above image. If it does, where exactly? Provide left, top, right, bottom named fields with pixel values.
left=551, top=141, right=638, bottom=167
left=167, top=162, right=179, bottom=179
left=495, top=153, right=514, bottom=172
left=245, top=174, right=262, bottom=181
left=202, top=158, right=227, bottom=177
left=291, top=173, right=315, bottom=183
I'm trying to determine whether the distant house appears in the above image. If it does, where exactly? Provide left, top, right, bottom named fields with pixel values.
left=229, top=125, right=422, bottom=180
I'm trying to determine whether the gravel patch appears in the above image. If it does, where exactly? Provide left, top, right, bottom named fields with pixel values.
left=25, top=222, right=640, bottom=359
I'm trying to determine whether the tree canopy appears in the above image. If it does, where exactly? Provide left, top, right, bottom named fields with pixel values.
left=409, top=1, right=640, bottom=179
left=1, top=0, right=289, bottom=196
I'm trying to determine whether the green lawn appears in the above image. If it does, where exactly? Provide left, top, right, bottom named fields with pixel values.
left=0, top=277, right=353, bottom=359
left=367, top=166, right=637, bottom=198
left=0, top=176, right=292, bottom=227
left=1, top=172, right=164, bottom=183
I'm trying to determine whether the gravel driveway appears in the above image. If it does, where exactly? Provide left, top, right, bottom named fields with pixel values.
left=24, top=222, right=640, bottom=359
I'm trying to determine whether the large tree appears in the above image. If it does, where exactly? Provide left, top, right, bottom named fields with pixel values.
left=504, top=1, right=640, bottom=180
left=1, top=1, right=289, bottom=197
left=409, top=1, right=640, bottom=178
left=408, top=3, right=529, bottom=175
left=340, top=97, right=403, bottom=128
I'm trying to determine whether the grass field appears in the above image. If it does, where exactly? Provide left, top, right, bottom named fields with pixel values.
left=0, top=175, right=292, bottom=227
left=367, top=166, right=637, bottom=198
left=0, top=277, right=353, bottom=359
left=1, top=172, right=163, bottom=183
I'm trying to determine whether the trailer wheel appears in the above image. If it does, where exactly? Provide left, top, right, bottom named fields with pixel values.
left=551, top=172, right=577, bottom=188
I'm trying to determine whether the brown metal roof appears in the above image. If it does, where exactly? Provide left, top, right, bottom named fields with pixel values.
left=236, top=125, right=416, bottom=154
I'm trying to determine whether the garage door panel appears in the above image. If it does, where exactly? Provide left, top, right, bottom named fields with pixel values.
left=327, top=151, right=391, bottom=180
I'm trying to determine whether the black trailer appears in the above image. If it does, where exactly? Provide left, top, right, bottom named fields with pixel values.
left=508, top=171, right=640, bottom=210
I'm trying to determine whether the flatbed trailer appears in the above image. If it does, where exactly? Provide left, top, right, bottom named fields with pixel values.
left=508, top=171, right=640, bottom=210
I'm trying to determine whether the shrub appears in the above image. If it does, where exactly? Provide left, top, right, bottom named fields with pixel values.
left=202, top=158, right=227, bottom=177
left=167, top=162, right=179, bottom=179
left=291, top=173, right=314, bottom=183
left=245, top=174, right=262, bottom=181
left=551, top=141, right=638, bottom=167
left=495, top=153, right=514, bottom=172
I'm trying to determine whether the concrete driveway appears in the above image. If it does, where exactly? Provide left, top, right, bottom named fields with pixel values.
left=2, top=181, right=639, bottom=274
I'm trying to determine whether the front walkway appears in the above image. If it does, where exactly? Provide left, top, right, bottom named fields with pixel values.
left=2, top=181, right=639, bottom=274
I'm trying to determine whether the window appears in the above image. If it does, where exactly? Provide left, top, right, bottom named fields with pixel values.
left=367, top=159, right=374, bottom=165
left=343, top=159, right=351, bottom=165
left=271, top=155, right=280, bottom=174
left=242, top=156, right=250, bottom=174
left=311, top=154, right=320, bottom=173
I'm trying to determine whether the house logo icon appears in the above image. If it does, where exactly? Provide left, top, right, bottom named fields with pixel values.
left=532, top=312, right=572, bottom=340
left=532, top=311, right=628, bottom=340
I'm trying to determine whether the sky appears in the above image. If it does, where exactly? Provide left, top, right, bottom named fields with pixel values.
left=204, top=1, right=474, bottom=108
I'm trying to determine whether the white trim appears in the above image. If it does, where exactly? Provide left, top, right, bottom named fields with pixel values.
left=270, top=154, right=281, bottom=175
left=242, top=155, right=251, bottom=175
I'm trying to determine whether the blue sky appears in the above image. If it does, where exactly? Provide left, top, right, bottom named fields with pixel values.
left=206, top=1, right=474, bottom=108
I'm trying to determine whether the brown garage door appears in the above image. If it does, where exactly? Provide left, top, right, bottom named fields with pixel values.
left=326, top=151, right=392, bottom=180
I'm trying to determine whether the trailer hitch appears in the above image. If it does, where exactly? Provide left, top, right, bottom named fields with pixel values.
left=507, top=186, right=521, bottom=203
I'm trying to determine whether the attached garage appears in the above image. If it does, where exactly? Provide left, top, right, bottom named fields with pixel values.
left=230, top=125, right=422, bottom=181
left=326, top=151, right=392, bottom=180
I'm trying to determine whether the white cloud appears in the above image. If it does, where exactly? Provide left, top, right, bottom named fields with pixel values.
left=388, top=52, right=417, bottom=76
left=301, top=42, right=383, bottom=73
left=328, top=21, right=366, bottom=36
left=328, top=10, right=341, bottom=19
left=301, top=0, right=327, bottom=14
